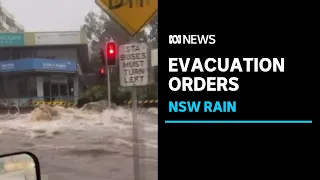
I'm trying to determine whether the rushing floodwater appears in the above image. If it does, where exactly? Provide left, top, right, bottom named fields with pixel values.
left=0, top=105, right=158, bottom=180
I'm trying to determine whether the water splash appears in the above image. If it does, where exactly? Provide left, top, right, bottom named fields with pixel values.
left=0, top=104, right=158, bottom=149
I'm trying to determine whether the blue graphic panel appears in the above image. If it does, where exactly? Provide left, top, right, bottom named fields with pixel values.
left=0, top=59, right=77, bottom=72
left=0, top=59, right=33, bottom=72
left=32, top=59, right=77, bottom=72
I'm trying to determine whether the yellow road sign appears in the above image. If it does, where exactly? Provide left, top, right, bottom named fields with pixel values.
left=95, top=0, right=158, bottom=36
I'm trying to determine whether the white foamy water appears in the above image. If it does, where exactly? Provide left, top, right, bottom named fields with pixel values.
left=1, top=106, right=157, bottom=131
left=0, top=105, right=158, bottom=148
left=0, top=105, right=158, bottom=180
left=147, top=108, right=158, bottom=115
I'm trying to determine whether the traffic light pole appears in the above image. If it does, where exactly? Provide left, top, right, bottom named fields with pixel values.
left=105, top=41, right=117, bottom=109
left=106, top=64, right=111, bottom=109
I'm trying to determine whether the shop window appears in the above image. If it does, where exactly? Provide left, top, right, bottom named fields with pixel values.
left=27, top=77, right=37, bottom=97
left=10, top=48, right=22, bottom=60
left=0, top=48, right=11, bottom=60
left=21, top=48, right=34, bottom=59
left=18, top=78, right=28, bottom=97
left=68, top=78, right=74, bottom=96
left=0, top=77, right=5, bottom=98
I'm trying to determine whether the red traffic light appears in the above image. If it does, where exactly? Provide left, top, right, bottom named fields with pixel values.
left=106, top=42, right=116, bottom=56
left=99, top=67, right=106, bottom=77
left=105, top=42, right=117, bottom=66
left=100, top=67, right=105, bottom=74
left=108, top=48, right=114, bottom=55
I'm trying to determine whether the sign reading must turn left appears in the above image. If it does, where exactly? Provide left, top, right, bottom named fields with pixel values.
left=119, top=43, right=149, bottom=87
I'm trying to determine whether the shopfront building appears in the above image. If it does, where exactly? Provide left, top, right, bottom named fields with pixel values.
left=0, top=31, right=89, bottom=108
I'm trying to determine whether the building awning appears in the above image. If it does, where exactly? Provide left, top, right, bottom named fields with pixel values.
left=0, top=58, right=77, bottom=73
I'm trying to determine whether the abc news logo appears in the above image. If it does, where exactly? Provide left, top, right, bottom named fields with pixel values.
left=169, top=35, right=216, bottom=45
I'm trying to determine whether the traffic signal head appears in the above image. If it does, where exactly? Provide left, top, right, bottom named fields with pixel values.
left=99, top=66, right=106, bottom=77
left=105, top=42, right=117, bottom=66
left=99, top=49, right=106, bottom=65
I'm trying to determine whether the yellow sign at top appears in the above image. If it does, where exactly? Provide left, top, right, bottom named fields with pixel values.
left=95, top=0, right=158, bottom=36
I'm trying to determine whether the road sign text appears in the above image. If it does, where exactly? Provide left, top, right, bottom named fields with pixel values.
left=119, top=43, right=148, bottom=86
left=108, top=0, right=151, bottom=9
left=96, top=0, right=158, bottom=35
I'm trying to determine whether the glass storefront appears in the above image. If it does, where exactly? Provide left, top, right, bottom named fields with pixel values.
left=0, top=73, right=76, bottom=107
left=42, top=75, right=74, bottom=101
left=0, top=75, right=36, bottom=107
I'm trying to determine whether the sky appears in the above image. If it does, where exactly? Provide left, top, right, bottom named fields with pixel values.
left=1, top=0, right=101, bottom=32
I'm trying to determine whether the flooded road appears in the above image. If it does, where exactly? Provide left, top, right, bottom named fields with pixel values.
left=0, top=106, right=158, bottom=180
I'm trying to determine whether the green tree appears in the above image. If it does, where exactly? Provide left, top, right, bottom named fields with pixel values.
left=80, top=11, right=158, bottom=104
left=81, top=11, right=158, bottom=61
left=145, top=13, right=158, bottom=48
